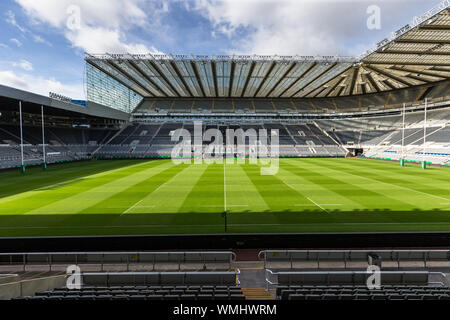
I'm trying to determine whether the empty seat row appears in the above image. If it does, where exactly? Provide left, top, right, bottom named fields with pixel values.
left=16, top=294, right=246, bottom=301
left=82, top=271, right=238, bottom=286
left=277, top=285, right=450, bottom=300
left=287, top=294, right=450, bottom=301
left=276, top=285, right=450, bottom=295
left=53, top=285, right=240, bottom=291
left=13, top=284, right=245, bottom=301
left=275, top=271, right=430, bottom=286
left=40, top=287, right=243, bottom=296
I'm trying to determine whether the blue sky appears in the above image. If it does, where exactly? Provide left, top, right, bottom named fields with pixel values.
left=0, top=0, right=440, bottom=99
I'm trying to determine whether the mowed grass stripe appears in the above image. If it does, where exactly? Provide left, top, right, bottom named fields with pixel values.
left=0, top=160, right=165, bottom=214
left=77, top=163, right=188, bottom=214
left=0, top=160, right=145, bottom=198
left=241, top=164, right=312, bottom=212
left=315, top=159, right=450, bottom=203
left=352, top=158, right=450, bottom=181
left=178, top=164, right=224, bottom=213
left=276, top=163, right=365, bottom=211
left=123, top=163, right=208, bottom=214
left=23, top=160, right=174, bottom=215
left=0, top=161, right=159, bottom=210
left=0, top=158, right=450, bottom=237
left=283, top=160, right=421, bottom=210
left=341, top=158, right=450, bottom=188
left=224, top=163, right=270, bottom=213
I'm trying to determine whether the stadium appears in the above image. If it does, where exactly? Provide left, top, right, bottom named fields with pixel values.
left=0, top=0, right=449, bottom=310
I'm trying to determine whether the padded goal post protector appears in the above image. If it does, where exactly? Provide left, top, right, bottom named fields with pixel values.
left=400, top=159, right=405, bottom=167
left=421, top=161, right=427, bottom=170
left=20, top=165, right=26, bottom=174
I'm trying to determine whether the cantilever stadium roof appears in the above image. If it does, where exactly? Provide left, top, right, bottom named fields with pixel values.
left=85, top=2, right=450, bottom=100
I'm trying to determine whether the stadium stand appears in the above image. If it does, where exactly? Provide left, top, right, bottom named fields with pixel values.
left=276, top=285, right=450, bottom=301
left=3, top=103, right=450, bottom=168
left=270, top=269, right=450, bottom=300
left=1, top=1, right=450, bottom=306
left=4, top=249, right=450, bottom=301
left=15, top=284, right=246, bottom=301
left=13, top=271, right=245, bottom=301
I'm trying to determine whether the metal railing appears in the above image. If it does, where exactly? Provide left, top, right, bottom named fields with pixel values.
left=0, top=251, right=236, bottom=272
left=258, top=250, right=450, bottom=269
left=265, top=270, right=447, bottom=288
left=80, top=270, right=241, bottom=286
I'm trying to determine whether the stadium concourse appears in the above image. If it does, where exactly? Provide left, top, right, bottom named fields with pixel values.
left=0, top=0, right=450, bottom=306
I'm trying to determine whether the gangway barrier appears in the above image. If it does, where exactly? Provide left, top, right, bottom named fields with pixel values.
left=0, top=251, right=236, bottom=272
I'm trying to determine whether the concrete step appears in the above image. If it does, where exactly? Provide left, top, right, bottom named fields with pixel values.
left=242, top=288, right=275, bottom=300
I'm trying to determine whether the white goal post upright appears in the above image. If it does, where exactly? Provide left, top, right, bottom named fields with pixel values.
left=400, top=103, right=406, bottom=167
left=422, top=98, right=428, bottom=170
left=41, top=105, right=47, bottom=170
left=19, top=101, right=25, bottom=174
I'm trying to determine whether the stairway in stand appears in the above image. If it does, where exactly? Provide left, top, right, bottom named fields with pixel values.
left=242, top=287, right=276, bottom=300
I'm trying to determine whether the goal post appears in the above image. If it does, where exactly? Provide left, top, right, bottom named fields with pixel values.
left=421, top=161, right=427, bottom=170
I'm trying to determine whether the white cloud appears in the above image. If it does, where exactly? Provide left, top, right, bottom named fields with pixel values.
left=5, top=10, right=27, bottom=33
left=10, top=38, right=22, bottom=47
left=190, top=0, right=428, bottom=56
left=0, top=70, right=84, bottom=99
left=13, top=59, right=33, bottom=71
left=15, top=0, right=165, bottom=54
left=189, top=0, right=354, bottom=55
left=64, top=25, right=162, bottom=54
left=16, top=0, right=148, bottom=29
left=6, top=9, right=53, bottom=47
left=0, top=43, right=9, bottom=49
left=32, top=34, right=52, bottom=46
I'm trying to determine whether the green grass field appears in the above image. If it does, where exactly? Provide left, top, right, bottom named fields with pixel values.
left=0, top=158, right=449, bottom=237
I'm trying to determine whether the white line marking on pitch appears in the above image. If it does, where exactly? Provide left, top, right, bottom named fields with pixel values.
left=120, top=167, right=189, bottom=216
left=306, top=197, right=329, bottom=213
left=320, top=164, right=450, bottom=202
left=224, top=164, right=227, bottom=212
left=283, top=182, right=300, bottom=190
left=281, top=181, right=329, bottom=213
left=121, top=199, right=147, bottom=215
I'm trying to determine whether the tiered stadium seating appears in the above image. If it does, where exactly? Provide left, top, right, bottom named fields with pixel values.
left=15, top=285, right=245, bottom=301
left=1, top=102, right=448, bottom=169
left=93, top=122, right=346, bottom=158
left=316, top=106, right=450, bottom=163
left=270, top=268, right=449, bottom=300
left=277, top=285, right=450, bottom=300
left=13, top=270, right=244, bottom=301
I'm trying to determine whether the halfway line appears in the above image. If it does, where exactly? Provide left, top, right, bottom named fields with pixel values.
left=224, top=164, right=227, bottom=212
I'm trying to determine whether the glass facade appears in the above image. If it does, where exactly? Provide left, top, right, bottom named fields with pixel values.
left=86, top=62, right=143, bottom=113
